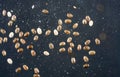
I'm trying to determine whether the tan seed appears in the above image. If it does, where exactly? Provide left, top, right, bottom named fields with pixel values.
left=83, top=46, right=90, bottom=51
left=20, top=38, right=26, bottom=44
left=8, top=20, right=13, bottom=26
left=31, top=50, right=36, bottom=56
left=17, top=48, right=24, bottom=53
left=11, top=15, right=17, bottom=21
left=0, top=28, right=6, bottom=34
left=73, top=32, right=79, bottom=36
left=2, top=50, right=7, bottom=56
left=64, top=30, right=71, bottom=35
left=57, top=25, right=62, bottom=31
left=33, top=74, right=40, bottom=77
left=59, top=41, right=66, bottom=46
left=3, top=37, right=8, bottom=43
left=69, top=42, right=75, bottom=48
left=67, top=37, right=72, bottom=43
left=85, top=16, right=91, bottom=22
left=15, top=67, right=21, bottom=73
left=59, top=48, right=66, bottom=53
left=19, top=31, right=24, bottom=38
left=34, top=68, right=40, bottom=74
left=33, top=35, right=39, bottom=41
left=43, top=51, right=50, bottom=56
left=95, top=38, right=100, bottom=45
left=77, top=44, right=82, bottom=51
left=83, top=56, right=89, bottom=62
left=64, top=19, right=72, bottom=24
left=82, top=19, right=87, bottom=25
left=31, top=28, right=37, bottom=34
left=2, top=9, right=6, bottom=16
left=45, top=30, right=51, bottom=36
left=68, top=47, right=72, bottom=54
left=72, top=23, right=78, bottom=29
left=15, top=27, right=20, bottom=33
left=27, top=44, right=34, bottom=50
left=83, top=64, right=90, bottom=68
left=49, top=43, right=54, bottom=49
left=15, top=42, right=20, bottom=49
left=13, top=38, right=19, bottom=43
left=24, top=32, right=30, bottom=37
left=58, top=19, right=63, bottom=25
left=67, top=13, right=73, bottom=18
left=42, top=9, right=49, bottom=14
left=23, top=65, right=29, bottom=71
left=84, top=40, right=91, bottom=45
left=71, top=57, right=76, bottom=64
left=89, top=50, right=96, bottom=56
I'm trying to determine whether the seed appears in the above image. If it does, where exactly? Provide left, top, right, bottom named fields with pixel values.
left=37, top=27, right=42, bottom=35
left=7, top=58, right=13, bottom=64
left=85, top=16, right=91, bottom=22
left=64, top=19, right=72, bottom=24
left=2, top=9, right=6, bottom=16
left=59, top=48, right=66, bottom=53
left=83, top=56, right=89, bottom=62
left=49, top=43, right=54, bottom=49
left=71, top=57, right=76, bottom=64
left=0, top=28, right=6, bottom=34
left=24, top=32, right=30, bottom=37
left=84, top=40, right=91, bottom=45
left=23, top=65, right=29, bottom=71
left=67, top=13, right=73, bottom=18
left=58, top=19, right=63, bottom=25
left=77, top=44, right=82, bottom=51
left=69, top=42, right=75, bottom=48
left=20, top=38, right=26, bottom=44
left=42, top=9, right=49, bottom=14
left=83, top=64, right=90, bottom=68
left=0, top=37, right=2, bottom=44
left=15, top=67, right=21, bottom=73
left=3, top=37, right=8, bottom=43
left=2, top=50, right=7, bottom=56
left=31, top=50, right=36, bottom=56
left=67, top=37, right=72, bottom=43
left=53, top=29, right=59, bottom=36
left=68, top=47, right=72, bottom=54
left=59, top=41, right=66, bottom=46
left=72, top=23, right=78, bottom=29
left=17, top=48, right=24, bottom=53
left=8, top=20, right=13, bottom=26
left=83, top=46, right=90, bottom=51
left=34, top=68, right=40, bottom=74
left=33, top=35, right=39, bottom=41
left=95, top=38, right=100, bottom=45
left=9, top=32, right=14, bottom=38
left=89, top=20, right=93, bottom=27
left=45, top=30, right=51, bottom=36
left=19, top=31, right=24, bottom=38
left=31, top=28, right=37, bottom=34
left=57, top=25, right=62, bottom=31
left=64, top=30, right=71, bottom=35
left=89, top=50, right=96, bottom=56
left=15, top=27, right=20, bottom=33
left=13, top=38, right=19, bottom=43
left=73, top=6, right=77, bottom=9
left=33, top=74, right=40, bottom=77
left=82, top=19, right=87, bottom=25
left=73, top=32, right=79, bottom=36
left=15, top=42, right=20, bottom=49
left=7, top=11, right=12, bottom=17
left=11, top=15, right=17, bottom=21
left=27, top=44, right=34, bottom=50
left=43, top=51, right=50, bottom=56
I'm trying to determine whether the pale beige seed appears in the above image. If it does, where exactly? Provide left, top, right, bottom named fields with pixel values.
left=89, top=20, right=94, bottom=27
left=85, top=16, right=91, bottom=22
left=23, top=65, right=29, bottom=71
left=59, top=41, right=66, bottom=46
left=2, top=50, right=7, bottom=56
left=83, top=64, right=90, bottom=68
left=2, top=9, right=6, bottom=16
left=31, top=50, right=36, bottom=56
left=17, top=48, right=24, bottom=53
left=64, top=30, right=71, bottom=35
left=15, top=27, right=20, bottom=33
left=67, top=13, right=73, bottom=18
left=64, top=19, right=72, bottom=24
left=27, top=44, right=34, bottom=50
left=59, top=48, right=66, bottom=53
left=8, top=20, right=13, bottom=26
left=33, top=74, right=40, bottom=77
left=24, top=32, right=30, bottom=37
left=7, top=11, right=12, bottom=17
left=57, top=25, right=62, bottom=31
left=73, top=6, right=77, bottom=9
left=67, top=37, right=72, bottom=43
left=83, top=56, right=89, bottom=62
left=43, top=51, right=50, bottom=56
left=33, top=35, right=39, bottom=41
left=49, top=43, right=54, bottom=49
left=37, top=27, right=42, bottom=35
left=15, top=42, right=20, bottom=49
left=11, top=15, right=17, bottom=21
left=45, top=30, right=51, bottom=36
left=0, top=37, right=2, bottom=44
left=71, top=57, right=76, bottom=64
left=31, top=28, right=37, bottom=34
left=34, top=68, right=40, bottom=74
left=77, top=44, right=82, bottom=51
left=89, top=50, right=96, bottom=56
left=84, top=40, right=91, bottom=45
left=0, top=28, right=6, bottom=34
left=68, top=47, right=72, bottom=54
left=73, top=32, right=79, bottom=36
left=53, top=29, right=59, bottom=36
left=9, top=32, right=14, bottom=38
left=82, top=19, right=87, bottom=25
left=83, top=46, right=90, bottom=51
left=42, top=9, right=49, bottom=14
left=72, top=23, right=78, bottom=29
left=20, top=38, right=26, bottom=44
left=19, top=31, right=24, bottom=38
left=95, top=38, right=100, bottom=45
left=3, top=37, right=8, bottom=43
left=58, top=19, right=63, bottom=25
left=69, top=42, right=75, bottom=48
left=7, top=58, right=13, bottom=64
left=15, top=67, right=21, bottom=73
left=13, top=38, right=19, bottom=43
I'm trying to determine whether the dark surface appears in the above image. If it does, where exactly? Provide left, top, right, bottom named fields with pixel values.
left=0, top=0, right=120, bottom=77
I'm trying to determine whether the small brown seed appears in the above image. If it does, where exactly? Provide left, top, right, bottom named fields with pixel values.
left=34, top=67, right=40, bottom=74
left=57, top=25, right=62, bottom=31
left=71, top=57, right=76, bottom=64
left=13, top=38, right=19, bottom=43
left=33, top=35, right=39, bottom=41
left=45, top=30, right=51, bottom=36
left=42, top=9, right=49, bottom=14
left=95, top=38, right=100, bottom=45
left=59, top=48, right=66, bottom=53
left=83, top=56, right=89, bottom=62
left=83, top=46, right=90, bottom=51
left=64, top=30, right=71, bottom=35
left=85, top=16, right=91, bottom=22
left=72, top=23, right=78, bottom=29
left=27, top=44, right=34, bottom=50
left=3, top=37, right=8, bottom=43
left=33, top=74, right=40, bottom=77
left=15, top=42, right=20, bottom=49
left=59, top=41, right=66, bottom=46
left=11, top=15, right=17, bottom=21
left=64, top=19, right=72, bottom=24
left=1, top=50, right=7, bottom=56
left=23, top=65, right=29, bottom=71
left=73, top=32, right=79, bottom=36
left=89, top=50, right=96, bottom=56
left=69, top=42, right=75, bottom=48
left=67, top=13, right=73, bottom=18
left=67, top=37, right=72, bottom=43
left=31, top=50, right=36, bottom=56
left=68, top=47, right=72, bottom=54
left=15, top=67, right=21, bottom=73
left=84, top=40, right=91, bottom=45
left=82, top=19, right=87, bottom=25
left=77, top=44, right=82, bottom=51
left=83, top=64, right=90, bottom=68
left=58, top=19, right=63, bottom=25
left=24, top=32, right=30, bottom=37
left=17, top=48, right=24, bottom=53
left=20, top=38, right=26, bottom=44
left=49, top=43, right=54, bottom=49
left=0, top=28, right=6, bottom=34
left=19, top=31, right=24, bottom=38
left=31, top=28, right=37, bottom=34
left=8, top=20, right=13, bottom=26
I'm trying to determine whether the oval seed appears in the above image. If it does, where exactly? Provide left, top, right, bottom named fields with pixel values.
left=43, top=51, right=50, bottom=56
left=24, top=32, right=30, bottom=37
left=59, top=48, right=66, bottom=53
left=67, top=13, right=73, bottom=18
left=31, top=28, right=37, bottom=34
left=53, top=29, right=59, bottom=36
left=33, top=35, right=39, bottom=41
left=68, top=47, right=72, bottom=54
left=71, top=57, right=76, bottom=64
left=45, top=30, right=51, bottom=36
left=37, top=27, right=42, bottom=35
left=13, top=38, right=19, bottom=43
left=49, top=43, right=54, bottom=49
left=77, top=44, right=82, bottom=51
left=15, top=27, right=20, bottom=33
left=82, top=19, right=87, bottom=25
left=15, top=42, right=20, bottom=49
left=64, top=19, right=72, bottom=24
left=59, top=41, right=66, bottom=46
left=72, top=23, right=78, bottom=29
left=73, top=32, right=79, bottom=36
left=89, top=50, right=96, bottom=56
left=67, top=37, right=72, bottom=43
left=15, top=67, right=21, bottom=73
left=0, top=37, right=2, bottom=44
left=23, top=65, right=29, bottom=71
left=31, top=50, right=36, bottom=56
left=27, top=44, right=34, bottom=50
left=83, top=56, right=89, bottom=62
left=58, top=19, right=63, bottom=25
left=20, top=38, right=26, bottom=44
left=69, top=42, right=75, bottom=48
left=17, top=48, right=24, bottom=53
left=0, top=28, right=6, bottom=34
left=7, top=58, right=13, bottom=64
left=57, top=25, right=62, bottom=31
left=83, top=64, right=90, bottom=68
left=84, top=40, right=91, bottom=45
left=64, top=30, right=71, bottom=35
left=2, top=50, right=7, bottom=56
left=34, top=68, right=40, bottom=74
left=9, top=32, right=14, bottom=38
left=3, top=37, right=8, bottom=43
left=2, top=9, right=6, bottom=16
left=33, top=74, right=40, bottom=77
left=7, top=11, right=12, bottom=17
left=83, top=46, right=90, bottom=51
left=19, top=31, right=24, bottom=37
left=42, top=9, right=49, bottom=14
left=89, top=20, right=93, bottom=27
left=8, top=20, right=13, bottom=26
left=11, top=15, right=17, bottom=21
left=85, top=16, right=91, bottom=22
left=95, top=38, right=100, bottom=45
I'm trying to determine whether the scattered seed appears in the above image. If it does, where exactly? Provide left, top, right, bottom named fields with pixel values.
left=7, top=58, right=13, bottom=64
left=59, top=47, right=66, bottom=53
left=24, top=32, right=30, bottom=37
left=15, top=27, right=20, bottom=33
left=95, top=38, right=100, bottom=45
left=19, top=31, right=24, bottom=38
left=53, top=29, right=59, bottom=36
left=72, top=23, right=78, bottom=29
left=33, top=35, right=39, bottom=41
left=27, top=44, right=34, bottom=50
left=69, top=42, right=75, bottom=48
left=64, top=19, right=72, bottom=24
left=2, top=9, right=6, bottom=16
left=67, top=37, right=72, bottom=43
left=15, top=42, right=20, bottom=49
left=33, top=74, right=40, bottom=77
left=37, top=27, right=42, bottom=35
left=0, top=28, right=6, bottom=34
left=89, top=20, right=93, bottom=27
left=11, top=15, right=17, bottom=21
left=58, top=19, right=63, bottom=25
left=84, top=40, right=91, bottom=45
left=83, top=56, right=89, bottom=62
left=83, top=46, right=90, bottom=51
left=57, top=25, right=62, bottom=31
left=59, top=41, right=66, bottom=46
left=82, top=19, right=87, bottom=25
left=15, top=67, right=21, bottom=73
left=8, top=20, right=13, bottom=26
left=73, top=32, right=79, bottom=36
left=3, top=37, right=8, bottom=43
left=49, top=43, right=54, bottom=49
left=34, top=68, right=40, bottom=74
left=2, top=50, right=7, bottom=56
left=77, top=44, right=82, bottom=51
left=71, top=57, right=76, bottom=64
left=67, top=13, right=73, bottom=18
left=42, top=9, right=49, bottom=14
left=9, top=32, right=14, bottom=38
left=85, top=16, right=91, bottom=22
left=7, top=11, right=12, bottom=17
left=17, top=48, right=24, bottom=53
left=83, top=63, right=90, bottom=68
left=45, top=30, right=51, bottom=36
left=23, top=65, right=29, bottom=71
left=31, top=28, right=37, bottom=34
left=43, top=51, right=50, bottom=56
left=20, top=38, right=26, bottom=44
left=68, top=47, right=72, bottom=54
left=89, top=50, right=96, bottom=56
left=31, top=50, right=36, bottom=56
left=64, top=30, right=71, bottom=35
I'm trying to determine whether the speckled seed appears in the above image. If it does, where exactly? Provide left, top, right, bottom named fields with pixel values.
left=69, top=42, right=75, bottom=48
left=13, top=38, right=19, bottom=43
left=15, top=67, right=21, bottom=73
left=3, top=37, right=8, bottom=43
left=0, top=28, right=6, bottom=34
left=34, top=68, right=40, bottom=74
left=85, top=16, right=91, bottom=22
left=23, top=65, right=29, bottom=71
left=0, top=37, right=2, bottom=44
left=42, top=9, right=49, bottom=14
left=57, top=25, right=62, bottom=31
left=67, top=37, right=72, bottom=43
left=15, top=27, right=20, bottom=33
left=83, top=64, right=90, bottom=68
left=59, top=41, right=66, bottom=46
left=33, top=35, right=39, bottom=41
left=77, top=44, right=82, bottom=51
left=15, top=42, right=20, bottom=49
left=27, top=44, right=34, bottom=50
left=64, top=19, right=72, bottom=24
left=24, top=32, right=30, bottom=37
left=82, top=19, right=87, bottom=25
left=31, top=50, right=36, bottom=56
left=83, top=56, right=89, bottom=62
left=83, top=46, right=90, bottom=51
left=20, top=38, right=26, bottom=44
left=37, top=27, right=42, bottom=35
left=8, top=20, right=13, bottom=26
left=64, top=30, right=71, bottom=35
left=68, top=47, right=72, bottom=54
left=84, top=40, right=91, bottom=45
left=89, top=20, right=93, bottom=27
left=33, top=74, right=40, bottom=77
left=43, top=51, right=50, bottom=56
left=19, top=31, right=24, bottom=38
left=72, top=23, right=78, bottom=29
left=45, top=30, right=51, bottom=36
left=2, top=9, right=6, bottom=16
left=71, top=57, right=76, bottom=64
left=7, top=11, right=12, bottom=17
left=58, top=19, right=63, bottom=25
left=7, top=58, right=13, bottom=64
left=9, top=32, right=14, bottom=38
left=67, top=13, right=73, bottom=18
left=2, top=50, right=7, bottom=56
left=73, top=32, right=79, bottom=36
left=11, top=15, right=17, bottom=21
left=95, top=38, right=100, bottom=45
left=31, top=28, right=37, bottom=34
left=53, top=29, right=59, bottom=36
left=89, top=50, right=96, bottom=56
left=17, top=48, right=24, bottom=53
left=59, top=48, right=66, bottom=53
left=49, top=43, right=54, bottom=49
